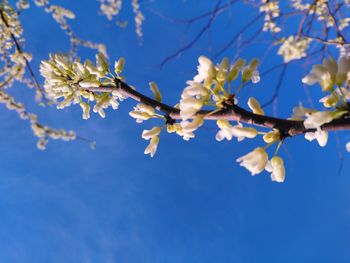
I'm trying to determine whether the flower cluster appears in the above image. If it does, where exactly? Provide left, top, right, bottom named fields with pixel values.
left=39, top=51, right=350, bottom=183
left=35, top=2, right=76, bottom=31
left=0, top=1, right=92, bottom=150
left=292, top=0, right=334, bottom=28
left=237, top=147, right=285, bottom=183
left=131, top=0, right=144, bottom=40
left=173, top=56, right=289, bottom=182
left=300, top=57, right=350, bottom=148
left=302, top=57, right=350, bottom=91
left=291, top=0, right=311, bottom=11
left=98, top=0, right=122, bottom=21
left=233, top=109, right=285, bottom=183
left=0, top=1, right=27, bottom=88
left=0, top=90, right=76, bottom=150
left=98, top=0, right=144, bottom=41
left=129, top=56, right=265, bottom=160
left=179, top=80, right=209, bottom=120
left=178, top=56, right=260, bottom=140
left=259, top=0, right=281, bottom=33
left=40, top=53, right=125, bottom=119
left=278, top=36, right=311, bottom=63
left=314, top=0, right=335, bottom=28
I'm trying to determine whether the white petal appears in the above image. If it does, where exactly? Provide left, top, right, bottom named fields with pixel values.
left=315, top=129, right=328, bottom=147
left=346, top=142, right=350, bottom=152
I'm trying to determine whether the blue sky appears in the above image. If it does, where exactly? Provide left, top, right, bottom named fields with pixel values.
left=1, top=1, right=350, bottom=262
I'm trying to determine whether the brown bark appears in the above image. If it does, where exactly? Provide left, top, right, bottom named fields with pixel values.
left=87, top=79, right=350, bottom=137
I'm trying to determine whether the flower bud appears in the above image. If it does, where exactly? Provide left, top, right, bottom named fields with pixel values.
left=149, top=81, right=162, bottom=102
left=263, top=130, right=280, bottom=143
left=114, top=57, right=125, bottom=74
left=248, top=97, right=264, bottom=115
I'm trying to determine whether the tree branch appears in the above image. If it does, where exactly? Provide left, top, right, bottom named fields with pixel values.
left=85, top=79, right=350, bottom=137
left=0, top=9, right=46, bottom=100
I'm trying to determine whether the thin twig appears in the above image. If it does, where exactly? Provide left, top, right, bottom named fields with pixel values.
left=262, top=63, right=287, bottom=110
left=149, top=0, right=238, bottom=25
left=159, top=0, right=225, bottom=68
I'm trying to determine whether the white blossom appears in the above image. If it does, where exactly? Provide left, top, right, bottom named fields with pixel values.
left=302, top=57, right=350, bottom=91
left=129, top=103, right=155, bottom=123
left=216, top=120, right=234, bottom=141
left=336, top=56, right=350, bottom=85
left=216, top=120, right=257, bottom=142
left=290, top=103, right=317, bottom=120
left=265, top=156, right=285, bottom=183
left=142, top=126, right=162, bottom=157
left=319, top=92, right=340, bottom=108
left=179, top=81, right=208, bottom=120
left=305, top=129, right=328, bottom=147
left=236, top=147, right=268, bottom=176
left=180, top=116, right=204, bottom=141
left=194, top=56, right=216, bottom=83
left=79, top=102, right=90, bottom=120
left=142, top=127, right=161, bottom=140
left=304, top=111, right=336, bottom=129
left=144, top=136, right=159, bottom=157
